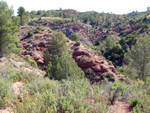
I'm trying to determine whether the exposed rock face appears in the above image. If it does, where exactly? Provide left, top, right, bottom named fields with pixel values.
left=68, top=41, right=119, bottom=82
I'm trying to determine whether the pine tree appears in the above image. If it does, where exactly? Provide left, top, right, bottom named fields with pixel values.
left=44, top=31, right=68, bottom=64
left=44, top=31, right=84, bottom=80
left=70, top=32, right=79, bottom=41
left=0, top=1, right=20, bottom=57
left=45, top=51, right=84, bottom=80
left=17, top=6, right=28, bottom=26
left=124, top=34, right=150, bottom=81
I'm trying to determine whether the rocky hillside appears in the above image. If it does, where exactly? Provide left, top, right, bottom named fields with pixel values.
left=18, top=26, right=52, bottom=65
left=17, top=26, right=122, bottom=82
left=17, top=9, right=150, bottom=82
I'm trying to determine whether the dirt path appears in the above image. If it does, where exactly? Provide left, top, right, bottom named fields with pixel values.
left=108, top=101, right=132, bottom=113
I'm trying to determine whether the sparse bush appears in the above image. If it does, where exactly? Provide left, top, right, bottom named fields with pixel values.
left=35, top=26, right=41, bottom=33
left=105, top=73, right=115, bottom=82
left=130, top=98, right=140, bottom=107
left=28, top=31, right=33, bottom=37
left=109, top=86, right=122, bottom=105
left=0, top=77, right=12, bottom=107
left=15, top=77, right=108, bottom=113
left=24, top=55, right=37, bottom=67
left=70, top=32, right=79, bottom=41
left=52, top=26, right=60, bottom=30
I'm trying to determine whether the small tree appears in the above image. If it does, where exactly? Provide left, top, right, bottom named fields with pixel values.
left=70, top=32, right=79, bottom=41
left=45, top=51, right=84, bottom=80
left=44, top=31, right=84, bottom=80
left=103, top=35, right=116, bottom=51
left=17, top=6, right=28, bottom=26
left=44, top=31, right=68, bottom=64
left=124, top=34, right=150, bottom=81
left=103, top=43, right=124, bottom=66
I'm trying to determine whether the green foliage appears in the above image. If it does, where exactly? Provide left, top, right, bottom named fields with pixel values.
left=45, top=51, right=84, bottom=80
left=85, top=68, right=97, bottom=83
left=146, top=76, right=150, bottom=84
left=28, top=31, right=33, bottom=37
left=70, top=32, right=80, bottom=41
left=95, top=35, right=125, bottom=66
left=124, top=34, right=150, bottom=81
left=0, top=1, right=20, bottom=57
left=9, top=69, right=37, bottom=84
left=44, top=31, right=68, bottom=64
left=133, top=104, right=143, bottom=113
left=131, top=98, right=140, bottom=107
left=105, top=73, right=115, bottom=82
left=98, top=35, right=116, bottom=51
left=36, top=26, right=41, bottom=31
left=17, top=6, right=29, bottom=26
left=122, top=79, right=150, bottom=113
left=24, top=55, right=37, bottom=67
left=52, top=26, right=60, bottom=30
left=0, top=77, right=12, bottom=107
left=103, top=43, right=124, bottom=66
left=10, top=74, right=23, bottom=83
left=15, top=76, right=108, bottom=113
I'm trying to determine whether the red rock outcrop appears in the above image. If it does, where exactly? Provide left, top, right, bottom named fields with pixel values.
left=68, top=41, right=119, bottom=82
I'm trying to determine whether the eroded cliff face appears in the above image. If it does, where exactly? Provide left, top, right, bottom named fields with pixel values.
left=68, top=41, right=120, bottom=82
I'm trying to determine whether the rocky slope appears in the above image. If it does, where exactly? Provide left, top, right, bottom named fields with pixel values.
left=0, top=55, right=45, bottom=113
left=18, top=27, right=52, bottom=64
left=18, top=27, right=122, bottom=82
left=69, top=41, right=121, bottom=82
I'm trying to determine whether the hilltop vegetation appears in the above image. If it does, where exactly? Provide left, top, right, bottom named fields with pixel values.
left=0, top=1, right=150, bottom=113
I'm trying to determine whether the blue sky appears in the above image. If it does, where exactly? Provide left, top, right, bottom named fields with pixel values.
left=5, top=0, right=150, bottom=15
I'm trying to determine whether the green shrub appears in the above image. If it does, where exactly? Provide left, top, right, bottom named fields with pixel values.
left=133, top=104, right=143, bottom=113
left=28, top=31, right=33, bottom=37
left=52, top=26, right=60, bottom=30
left=25, top=77, right=55, bottom=95
left=0, top=77, right=12, bottom=107
left=10, top=74, right=23, bottom=83
left=146, top=76, right=150, bottom=84
left=70, top=32, right=79, bottom=41
left=15, top=77, right=108, bottom=113
left=36, top=26, right=41, bottom=31
left=24, top=55, right=37, bottom=67
left=45, top=52, right=84, bottom=81
left=105, top=73, right=115, bottom=82
left=131, top=98, right=140, bottom=107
